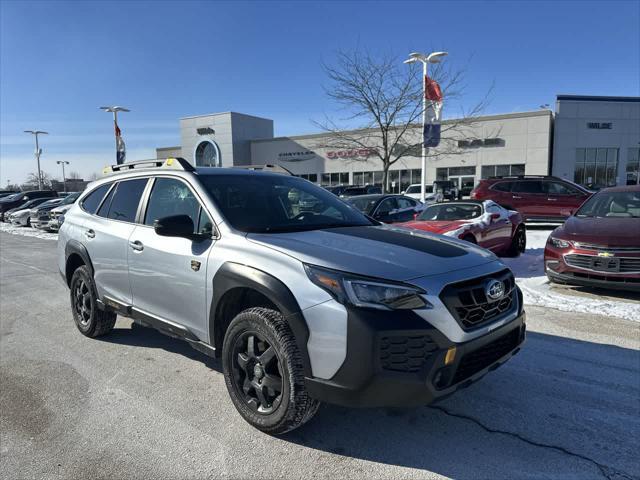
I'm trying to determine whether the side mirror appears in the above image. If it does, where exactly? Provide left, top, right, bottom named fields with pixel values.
left=400, top=190, right=406, bottom=194
left=154, top=215, right=195, bottom=239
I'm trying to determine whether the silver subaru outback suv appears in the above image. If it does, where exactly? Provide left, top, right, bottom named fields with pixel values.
left=58, top=158, right=525, bottom=434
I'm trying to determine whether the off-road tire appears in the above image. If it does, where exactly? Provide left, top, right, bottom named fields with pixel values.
left=222, top=307, right=320, bottom=435
left=505, top=226, right=527, bottom=257
left=69, top=265, right=116, bottom=337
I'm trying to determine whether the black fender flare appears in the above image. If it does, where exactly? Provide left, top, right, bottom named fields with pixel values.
left=210, top=262, right=312, bottom=376
left=64, top=240, right=94, bottom=285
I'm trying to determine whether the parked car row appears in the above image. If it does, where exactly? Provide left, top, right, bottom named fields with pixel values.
left=0, top=189, right=80, bottom=230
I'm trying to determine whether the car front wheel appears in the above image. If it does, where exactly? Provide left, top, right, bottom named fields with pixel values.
left=222, top=307, right=320, bottom=435
left=69, top=265, right=116, bottom=337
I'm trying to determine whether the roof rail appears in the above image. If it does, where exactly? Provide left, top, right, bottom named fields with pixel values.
left=488, top=175, right=553, bottom=180
left=233, top=164, right=293, bottom=175
left=103, top=157, right=195, bottom=175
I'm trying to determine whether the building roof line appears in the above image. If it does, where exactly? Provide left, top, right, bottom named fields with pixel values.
left=557, top=94, right=640, bottom=103
left=251, top=110, right=552, bottom=143
left=180, top=111, right=273, bottom=121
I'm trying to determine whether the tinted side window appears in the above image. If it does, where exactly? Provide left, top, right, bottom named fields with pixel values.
left=491, top=182, right=512, bottom=192
left=144, top=178, right=200, bottom=231
left=377, top=198, right=398, bottom=214
left=96, top=186, right=116, bottom=217
left=512, top=181, right=543, bottom=194
left=545, top=181, right=579, bottom=195
left=397, top=197, right=417, bottom=209
left=81, top=184, right=111, bottom=214
left=106, top=179, right=148, bottom=223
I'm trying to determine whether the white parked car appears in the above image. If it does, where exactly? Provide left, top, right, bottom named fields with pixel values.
left=402, top=184, right=443, bottom=203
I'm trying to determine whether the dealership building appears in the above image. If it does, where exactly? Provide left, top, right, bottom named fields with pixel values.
left=156, top=95, right=639, bottom=192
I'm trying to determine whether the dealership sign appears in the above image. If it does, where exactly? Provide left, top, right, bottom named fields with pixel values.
left=587, top=122, right=612, bottom=129
left=326, top=148, right=376, bottom=159
left=278, top=150, right=316, bottom=162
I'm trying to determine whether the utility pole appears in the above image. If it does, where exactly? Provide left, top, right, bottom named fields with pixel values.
left=24, top=130, right=49, bottom=189
left=57, top=160, right=70, bottom=192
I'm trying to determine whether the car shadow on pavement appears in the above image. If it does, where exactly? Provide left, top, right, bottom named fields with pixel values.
left=281, top=331, right=640, bottom=479
left=98, top=322, right=223, bottom=373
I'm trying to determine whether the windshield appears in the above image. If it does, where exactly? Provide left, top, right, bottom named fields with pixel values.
left=199, top=174, right=373, bottom=233
left=418, top=203, right=483, bottom=221
left=345, top=196, right=380, bottom=215
left=61, top=192, right=81, bottom=205
left=575, top=191, right=640, bottom=218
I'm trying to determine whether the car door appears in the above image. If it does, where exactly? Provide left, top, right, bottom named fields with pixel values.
left=510, top=180, right=545, bottom=219
left=373, top=197, right=399, bottom=223
left=543, top=180, right=589, bottom=219
left=82, top=178, right=149, bottom=305
left=482, top=203, right=512, bottom=251
left=127, top=177, right=216, bottom=340
left=392, top=197, right=421, bottom=223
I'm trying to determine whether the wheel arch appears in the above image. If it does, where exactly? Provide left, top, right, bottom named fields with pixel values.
left=64, top=240, right=93, bottom=286
left=210, top=262, right=312, bottom=376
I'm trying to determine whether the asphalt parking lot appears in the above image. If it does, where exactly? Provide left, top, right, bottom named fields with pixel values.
left=1, top=231, right=639, bottom=480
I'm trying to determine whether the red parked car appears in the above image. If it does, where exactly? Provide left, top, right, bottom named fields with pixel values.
left=471, top=175, right=592, bottom=222
left=401, top=200, right=526, bottom=257
left=544, top=185, right=640, bottom=291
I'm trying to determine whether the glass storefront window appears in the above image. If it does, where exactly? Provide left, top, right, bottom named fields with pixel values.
left=340, top=172, right=350, bottom=184
left=321, top=173, right=330, bottom=186
left=627, top=148, right=640, bottom=185
left=496, top=165, right=510, bottom=177
left=574, top=148, right=619, bottom=188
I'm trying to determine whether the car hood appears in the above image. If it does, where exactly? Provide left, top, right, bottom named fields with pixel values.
left=559, top=216, right=640, bottom=247
left=400, top=220, right=467, bottom=235
left=11, top=208, right=30, bottom=216
left=51, top=205, right=72, bottom=214
left=247, top=224, right=496, bottom=282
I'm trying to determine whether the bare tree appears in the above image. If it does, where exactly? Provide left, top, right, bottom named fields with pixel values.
left=313, top=50, right=492, bottom=192
left=87, top=172, right=101, bottom=181
left=67, top=170, right=82, bottom=179
left=23, top=171, right=53, bottom=190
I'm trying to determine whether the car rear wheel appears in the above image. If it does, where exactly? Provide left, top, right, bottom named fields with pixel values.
left=222, top=307, right=320, bottom=435
left=69, top=265, right=116, bottom=337
left=505, top=226, right=526, bottom=257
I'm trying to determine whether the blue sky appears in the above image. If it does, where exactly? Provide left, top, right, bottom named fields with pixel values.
left=1, top=0, right=638, bottom=185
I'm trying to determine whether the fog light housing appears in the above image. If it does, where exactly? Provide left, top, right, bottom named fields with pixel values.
left=545, top=260, right=560, bottom=272
left=444, top=346, right=457, bottom=366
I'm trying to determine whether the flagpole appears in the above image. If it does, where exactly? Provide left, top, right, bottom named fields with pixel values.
left=421, top=60, right=428, bottom=203
left=113, top=110, right=118, bottom=164
left=404, top=51, right=448, bottom=203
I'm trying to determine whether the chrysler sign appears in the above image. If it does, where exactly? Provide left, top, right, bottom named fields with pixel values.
left=278, top=150, right=316, bottom=162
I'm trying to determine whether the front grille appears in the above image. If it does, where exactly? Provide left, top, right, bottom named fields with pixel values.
left=439, top=270, right=517, bottom=330
left=573, top=242, right=640, bottom=253
left=565, top=254, right=640, bottom=274
left=379, top=334, right=438, bottom=373
left=452, top=328, right=520, bottom=384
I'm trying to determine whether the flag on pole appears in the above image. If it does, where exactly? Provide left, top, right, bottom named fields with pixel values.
left=423, top=76, right=443, bottom=147
left=115, top=121, right=126, bottom=164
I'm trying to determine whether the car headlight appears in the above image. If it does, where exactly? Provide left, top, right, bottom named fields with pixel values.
left=304, top=264, right=431, bottom=310
left=549, top=236, right=572, bottom=248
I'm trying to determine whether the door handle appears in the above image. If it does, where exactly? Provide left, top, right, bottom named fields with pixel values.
left=129, top=240, right=144, bottom=251
left=547, top=198, right=558, bottom=201
left=512, top=195, right=522, bottom=199
left=85, top=229, right=95, bottom=239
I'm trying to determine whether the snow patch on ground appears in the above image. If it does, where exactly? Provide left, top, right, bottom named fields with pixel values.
left=0, top=222, right=58, bottom=241
left=502, top=228, right=640, bottom=322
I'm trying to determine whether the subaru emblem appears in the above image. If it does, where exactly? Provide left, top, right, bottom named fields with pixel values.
left=485, top=279, right=505, bottom=301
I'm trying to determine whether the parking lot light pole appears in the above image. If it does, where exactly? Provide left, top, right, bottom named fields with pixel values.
left=100, top=106, right=130, bottom=164
left=24, top=130, right=49, bottom=190
left=56, top=160, right=70, bottom=192
left=404, top=51, right=448, bottom=202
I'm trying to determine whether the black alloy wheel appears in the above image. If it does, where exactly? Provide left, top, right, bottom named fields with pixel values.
left=230, top=331, right=283, bottom=414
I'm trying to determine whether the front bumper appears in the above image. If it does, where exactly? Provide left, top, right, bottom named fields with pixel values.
left=305, top=307, right=525, bottom=408
left=545, top=245, right=640, bottom=292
